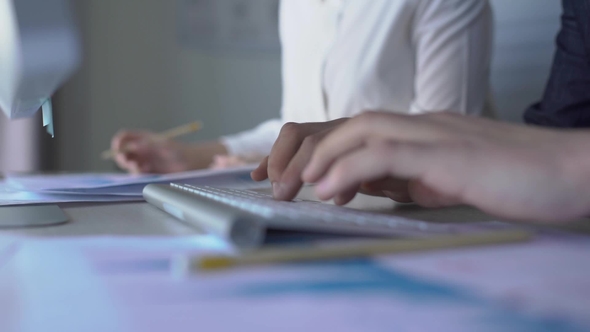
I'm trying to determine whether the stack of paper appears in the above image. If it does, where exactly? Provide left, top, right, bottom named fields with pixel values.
left=0, top=166, right=268, bottom=206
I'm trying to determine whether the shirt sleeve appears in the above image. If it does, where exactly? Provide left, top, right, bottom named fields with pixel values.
left=410, top=0, right=493, bottom=115
left=523, top=0, right=590, bottom=128
left=220, top=119, right=283, bottom=157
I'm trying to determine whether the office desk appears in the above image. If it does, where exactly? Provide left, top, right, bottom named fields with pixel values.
left=0, top=202, right=198, bottom=237
left=2, top=187, right=590, bottom=331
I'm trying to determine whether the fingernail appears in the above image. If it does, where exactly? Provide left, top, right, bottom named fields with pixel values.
left=272, top=182, right=283, bottom=199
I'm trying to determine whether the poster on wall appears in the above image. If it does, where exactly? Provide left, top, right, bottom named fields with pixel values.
left=177, top=0, right=280, bottom=54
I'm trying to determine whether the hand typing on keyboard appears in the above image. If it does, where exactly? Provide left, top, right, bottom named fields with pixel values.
left=250, top=119, right=350, bottom=202
left=250, top=119, right=412, bottom=205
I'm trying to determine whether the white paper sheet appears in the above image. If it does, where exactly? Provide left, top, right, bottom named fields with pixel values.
left=0, top=165, right=269, bottom=205
left=381, top=234, right=590, bottom=327
left=0, top=188, right=142, bottom=206
left=5, top=165, right=259, bottom=191
left=2, top=234, right=589, bottom=332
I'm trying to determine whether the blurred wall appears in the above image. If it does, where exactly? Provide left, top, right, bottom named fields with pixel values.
left=54, top=0, right=561, bottom=172
left=55, top=0, right=281, bottom=172
left=490, top=0, right=561, bottom=122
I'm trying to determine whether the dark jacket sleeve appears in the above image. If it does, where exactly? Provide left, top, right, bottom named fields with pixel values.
left=524, top=0, right=590, bottom=128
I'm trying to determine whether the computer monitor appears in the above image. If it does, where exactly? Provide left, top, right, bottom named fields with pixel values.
left=0, top=0, right=80, bottom=120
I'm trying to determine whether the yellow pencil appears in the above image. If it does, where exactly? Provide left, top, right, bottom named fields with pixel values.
left=101, top=121, right=202, bottom=160
left=173, top=230, right=532, bottom=274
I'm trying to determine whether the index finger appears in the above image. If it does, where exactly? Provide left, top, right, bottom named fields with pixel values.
left=266, top=121, right=339, bottom=184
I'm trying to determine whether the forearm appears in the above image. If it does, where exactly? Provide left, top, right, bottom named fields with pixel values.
left=180, top=119, right=283, bottom=170
left=182, top=141, right=228, bottom=170
left=220, top=119, right=283, bottom=157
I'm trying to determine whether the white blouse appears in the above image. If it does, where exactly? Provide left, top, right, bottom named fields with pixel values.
left=222, top=0, right=493, bottom=158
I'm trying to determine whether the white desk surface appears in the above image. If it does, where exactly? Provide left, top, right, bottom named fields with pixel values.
left=3, top=186, right=590, bottom=331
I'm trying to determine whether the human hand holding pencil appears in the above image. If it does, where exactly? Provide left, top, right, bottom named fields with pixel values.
left=104, top=122, right=201, bottom=158
left=105, top=121, right=226, bottom=174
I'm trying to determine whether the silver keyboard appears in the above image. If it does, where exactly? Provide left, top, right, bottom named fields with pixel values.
left=169, top=184, right=473, bottom=237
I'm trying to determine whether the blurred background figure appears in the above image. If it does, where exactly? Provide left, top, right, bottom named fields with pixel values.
left=0, top=0, right=562, bottom=174
left=111, top=0, right=494, bottom=174
left=523, top=0, right=590, bottom=128
left=111, top=0, right=492, bottom=173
